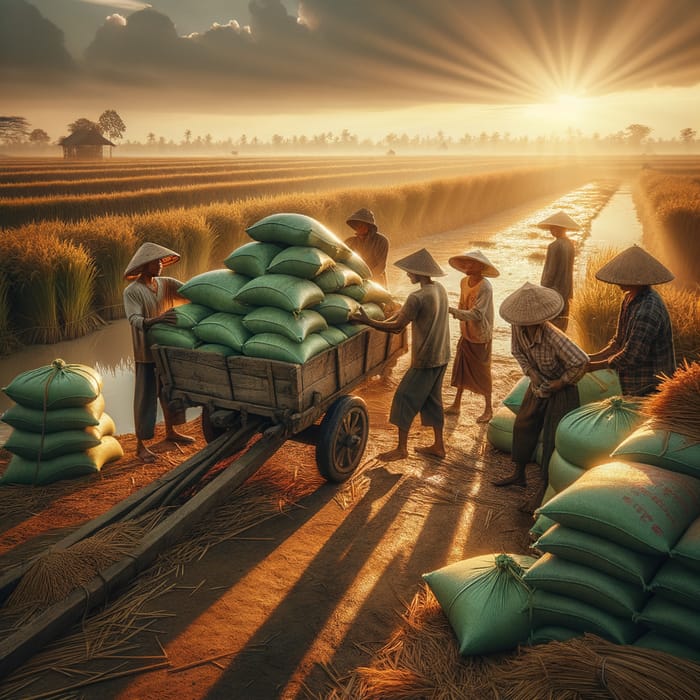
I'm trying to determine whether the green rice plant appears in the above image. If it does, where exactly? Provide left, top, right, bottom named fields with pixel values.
left=56, top=241, right=102, bottom=340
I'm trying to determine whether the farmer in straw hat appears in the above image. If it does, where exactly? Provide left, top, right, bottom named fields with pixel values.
left=537, top=210, right=580, bottom=331
left=350, top=248, right=451, bottom=461
left=345, top=207, right=390, bottom=288
left=495, top=282, right=588, bottom=512
left=445, top=250, right=499, bottom=422
left=587, top=245, right=676, bottom=396
left=123, top=242, right=195, bottom=463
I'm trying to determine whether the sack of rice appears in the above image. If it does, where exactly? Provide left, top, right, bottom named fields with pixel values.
left=343, top=279, right=393, bottom=304
left=3, top=359, right=103, bottom=410
left=336, top=322, right=367, bottom=338
left=422, top=553, right=537, bottom=655
left=670, top=517, right=700, bottom=572
left=536, top=461, right=700, bottom=555
left=633, top=596, right=700, bottom=646
left=173, top=303, right=213, bottom=328
left=193, top=312, right=251, bottom=352
left=611, top=423, right=700, bottom=479
left=528, top=626, right=580, bottom=645
left=0, top=435, right=124, bottom=485
left=533, top=524, right=664, bottom=587
left=1, top=394, right=105, bottom=432
left=360, top=302, right=385, bottom=321
left=242, top=332, right=330, bottom=364
left=317, top=327, right=348, bottom=346
left=312, top=294, right=361, bottom=325
left=314, top=264, right=362, bottom=293
left=548, top=449, right=586, bottom=492
left=234, top=274, right=324, bottom=313
left=196, top=343, right=240, bottom=356
left=646, top=559, right=700, bottom=611
left=530, top=514, right=557, bottom=539
left=147, top=324, right=199, bottom=349
left=179, top=269, right=252, bottom=314
left=242, top=307, right=327, bottom=343
left=487, top=406, right=515, bottom=452
left=267, top=246, right=335, bottom=279
left=224, top=241, right=284, bottom=278
left=523, top=552, right=649, bottom=617
left=337, top=249, right=372, bottom=279
left=634, top=631, right=700, bottom=663
left=246, top=213, right=351, bottom=260
left=555, top=397, right=644, bottom=469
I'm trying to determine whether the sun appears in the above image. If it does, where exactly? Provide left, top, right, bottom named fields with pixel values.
left=556, top=93, right=584, bottom=109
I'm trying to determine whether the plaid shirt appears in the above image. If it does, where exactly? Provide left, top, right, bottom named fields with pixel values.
left=512, top=322, right=588, bottom=385
left=599, top=287, right=676, bottom=396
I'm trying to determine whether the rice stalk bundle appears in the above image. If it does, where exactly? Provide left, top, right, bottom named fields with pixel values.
left=643, top=360, right=700, bottom=440
left=203, top=204, right=247, bottom=264
left=167, top=209, right=213, bottom=279
left=56, top=241, right=101, bottom=340
left=0, top=268, right=19, bottom=354
left=659, top=285, right=700, bottom=365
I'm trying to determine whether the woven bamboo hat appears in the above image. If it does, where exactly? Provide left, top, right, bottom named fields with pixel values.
left=448, top=249, right=499, bottom=277
left=499, top=282, right=564, bottom=325
left=537, top=210, right=581, bottom=231
left=595, top=245, right=674, bottom=285
left=394, top=248, right=446, bottom=277
left=346, top=208, right=377, bottom=231
left=124, top=242, right=180, bottom=280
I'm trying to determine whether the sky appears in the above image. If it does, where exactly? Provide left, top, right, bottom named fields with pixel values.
left=1, top=0, right=699, bottom=144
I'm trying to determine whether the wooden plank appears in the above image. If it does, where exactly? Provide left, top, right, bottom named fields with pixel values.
left=0, top=431, right=286, bottom=680
left=337, top=333, right=366, bottom=387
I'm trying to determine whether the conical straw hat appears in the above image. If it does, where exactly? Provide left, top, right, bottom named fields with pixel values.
left=595, top=245, right=674, bottom=286
left=499, top=282, right=564, bottom=325
left=346, top=207, right=377, bottom=229
left=537, top=210, right=581, bottom=231
left=124, top=242, right=180, bottom=279
left=448, top=249, right=500, bottom=277
left=394, top=248, right=446, bottom=277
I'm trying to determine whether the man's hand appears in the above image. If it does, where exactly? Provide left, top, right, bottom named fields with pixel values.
left=148, top=308, right=177, bottom=328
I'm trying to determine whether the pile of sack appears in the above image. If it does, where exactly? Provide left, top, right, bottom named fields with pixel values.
left=148, top=213, right=394, bottom=364
left=1, top=359, right=123, bottom=485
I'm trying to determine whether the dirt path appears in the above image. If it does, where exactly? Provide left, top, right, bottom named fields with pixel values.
left=0, top=182, right=621, bottom=700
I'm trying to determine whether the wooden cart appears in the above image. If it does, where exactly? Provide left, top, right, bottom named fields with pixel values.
left=153, top=326, right=408, bottom=483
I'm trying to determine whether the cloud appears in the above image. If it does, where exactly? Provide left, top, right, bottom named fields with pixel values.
left=2, top=0, right=700, bottom=113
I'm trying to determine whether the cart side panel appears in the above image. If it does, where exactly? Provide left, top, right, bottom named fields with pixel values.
left=337, top=332, right=368, bottom=387
left=299, top=346, right=340, bottom=406
left=154, top=347, right=234, bottom=401
left=227, top=357, right=302, bottom=412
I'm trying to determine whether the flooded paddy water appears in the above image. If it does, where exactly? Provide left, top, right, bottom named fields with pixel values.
left=0, top=178, right=642, bottom=444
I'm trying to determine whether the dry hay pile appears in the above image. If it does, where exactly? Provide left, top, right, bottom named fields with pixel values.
left=643, top=360, right=700, bottom=440
left=326, top=584, right=700, bottom=700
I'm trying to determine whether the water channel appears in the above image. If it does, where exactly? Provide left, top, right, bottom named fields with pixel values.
left=0, top=182, right=642, bottom=445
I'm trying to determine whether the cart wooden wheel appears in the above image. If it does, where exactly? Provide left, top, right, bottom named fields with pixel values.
left=201, top=406, right=241, bottom=444
left=316, top=395, right=369, bottom=483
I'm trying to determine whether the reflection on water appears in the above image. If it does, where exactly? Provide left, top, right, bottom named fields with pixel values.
left=0, top=181, right=642, bottom=444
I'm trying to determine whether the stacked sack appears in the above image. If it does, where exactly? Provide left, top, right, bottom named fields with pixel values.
left=148, top=213, right=394, bottom=363
left=1, top=359, right=123, bottom=485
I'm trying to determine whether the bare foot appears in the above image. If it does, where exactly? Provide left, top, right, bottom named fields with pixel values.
left=166, top=430, right=196, bottom=445
left=415, top=445, right=446, bottom=459
left=444, top=404, right=460, bottom=416
left=137, top=446, right=157, bottom=463
left=377, top=448, right=408, bottom=462
left=476, top=411, right=493, bottom=423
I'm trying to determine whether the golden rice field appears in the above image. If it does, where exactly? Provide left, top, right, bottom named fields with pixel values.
left=0, top=154, right=698, bottom=357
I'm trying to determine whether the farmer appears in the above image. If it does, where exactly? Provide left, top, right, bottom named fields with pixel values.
left=445, top=250, right=499, bottom=422
left=538, top=210, right=580, bottom=331
left=345, top=207, right=390, bottom=287
left=350, top=248, right=451, bottom=461
left=495, top=282, right=588, bottom=512
left=586, top=245, right=676, bottom=396
left=123, top=242, right=195, bottom=462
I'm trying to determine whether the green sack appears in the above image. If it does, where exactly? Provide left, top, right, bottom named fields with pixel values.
left=3, top=359, right=103, bottom=410
left=548, top=448, right=585, bottom=492
left=634, top=596, right=700, bottom=646
left=528, top=626, right=580, bottom=645
left=267, top=246, right=336, bottom=279
left=337, top=250, right=372, bottom=279
left=530, top=514, right=556, bottom=539
left=314, top=264, right=362, bottom=293
left=487, top=406, right=514, bottom=453
left=5, top=426, right=102, bottom=460
left=529, top=590, right=643, bottom=644
left=148, top=324, right=199, bottom=349
left=312, top=294, right=361, bottom=325
left=611, top=423, right=700, bottom=480
left=242, top=332, right=330, bottom=364
left=422, top=553, right=537, bottom=655
left=537, top=461, right=700, bottom=555
left=317, top=327, right=348, bottom=346
left=634, top=632, right=700, bottom=663
left=246, top=213, right=351, bottom=260
left=179, top=269, right=252, bottom=314
left=173, top=303, right=213, bottom=328
left=555, top=397, right=644, bottom=469
left=1, top=394, right=105, bottom=432
left=646, top=559, right=700, bottom=611
left=197, top=343, right=241, bottom=356
left=223, top=241, right=284, bottom=278
left=502, top=377, right=530, bottom=414
left=193, top=312, right=251, bottom=352
left=361, top=302, right=385, bottom=321
left=337, top=322, right=367, bottom=337
left=242, top=307, right=327, bottom=343
left=534, top=524, right=663, bottom=587
left=670, top=517, right=700, bottom=572
left=523, top=553, right=649, bottom=617
left=234, top=274, right=324, bottom=313
left=343, top=279, right=393, bottom=304
left=0, top=435, right=124, bottom=485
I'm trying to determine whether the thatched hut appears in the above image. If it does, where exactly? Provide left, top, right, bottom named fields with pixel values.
left=59, top=130, right=116, bottom=160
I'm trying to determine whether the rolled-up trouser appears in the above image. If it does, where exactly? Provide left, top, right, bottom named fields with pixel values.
left=389, top=364, right=447, bottom=431
left=134, top=361, right=186, bottom=440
